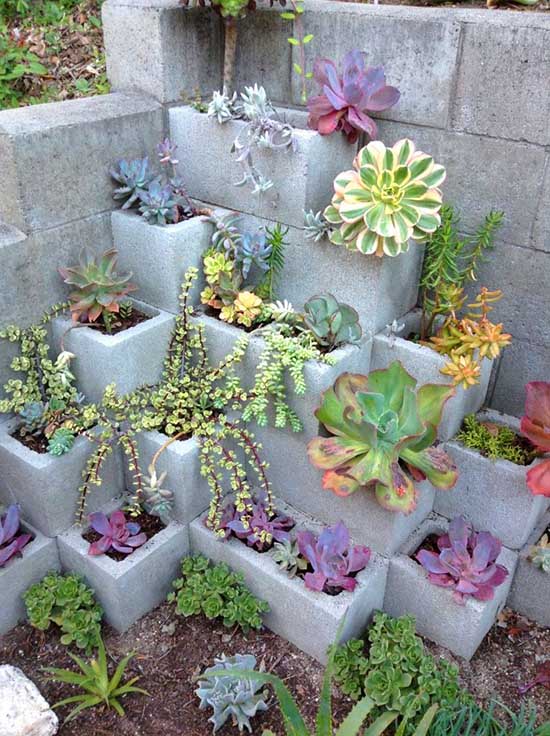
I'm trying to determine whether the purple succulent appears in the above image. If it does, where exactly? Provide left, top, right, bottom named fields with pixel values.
left=0, top=505, right=32, bottom=568
left=416, top=516, right=509, bottom=605
left=157, top=138, right=179, bottom=167
left=87, top=510, right=147, bottom=556
left=219, top=496, right=295, bottom=552
left=297, top=521, right=371, bottom=593
left=307, top=50, right=400, bottom=144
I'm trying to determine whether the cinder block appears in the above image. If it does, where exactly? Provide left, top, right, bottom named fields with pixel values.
left=437, top=411, right=550, bottom=549
left=111, top=210, right=214, bottom=313
left=103, top=1, right=222, bottom=103
left=0, top=521, right=60, bottom=634
left=0, top=93, right=163, bottom=233
left=371, top=310, right=492, bottom=441
left=508, top=512, right=550, bottom=628
left=251, top=425, right=436, bottom=556
left=489, top=338, right=550, bottom=419
left=377, top=120, right=545, bottom=249
left=51, top=300, right=175, bottom=404
left=190, top=499, right=388, bottom=663
left=533, top=156, right=550, bottom=253
left=169, top=105, right=354, bottom=229
left=0, top=419, right=125, bottom=538
left=452, top=19, right=550, bottom=146
left=57, top=498, right=189, bottom=632
left=383, top=514, right=517, bottom=660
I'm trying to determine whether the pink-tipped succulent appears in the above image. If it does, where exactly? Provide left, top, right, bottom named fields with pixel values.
left=520, top=381, right=550, bottom=498
left=416, top=517, right=508, bottom=605
left=219, top=496, right=294, bottom=552
left=87, top=510, right=147, bottom=556
left=307, top=50, right=400, bottom=144
left=0, top=505, right=32, bottom=568
left=297, top=520, right=371, bottom=593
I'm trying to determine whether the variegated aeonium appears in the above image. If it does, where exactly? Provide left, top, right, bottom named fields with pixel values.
left=324, top=139, right=446, bottom=257
left=307, top=361, right=458, bottom=513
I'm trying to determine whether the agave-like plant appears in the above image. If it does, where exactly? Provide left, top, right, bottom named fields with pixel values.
left=416, top=517, right=508, bottom=604
left=520, top=381, right=550, bottom=497
left=307, top=361, right=458, bottom=514
left=307, top=50, right=400, bottom=143
left=324, top=139, right=446, bottom=257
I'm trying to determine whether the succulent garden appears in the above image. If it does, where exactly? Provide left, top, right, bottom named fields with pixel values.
left=0, top=0, right=549, bottom=734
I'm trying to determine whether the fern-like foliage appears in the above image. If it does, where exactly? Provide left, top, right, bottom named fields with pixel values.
left=257, top=223, right=288, bottom=301
left=456, top=414, right=535, bottom=466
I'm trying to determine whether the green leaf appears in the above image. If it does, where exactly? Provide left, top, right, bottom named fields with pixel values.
left=287, top=37, right=300, bottom=46
left=305, top=72, right=313, bottom=79
left=335, top=695, right=377, bottom=736
left=293, top=63, right=303, bottom=75
left=363, top=712, right=400, bottom=735
left=27, top=60, right=48, bottom=75
left=303, top=34, right=314, bottom=43
left=280, top=11, right=296, bottom=18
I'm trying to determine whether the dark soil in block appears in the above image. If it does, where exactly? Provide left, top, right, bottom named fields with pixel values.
left=92, top=307, right=150, bottom=336
left=12, top=428, right=49, bottom=454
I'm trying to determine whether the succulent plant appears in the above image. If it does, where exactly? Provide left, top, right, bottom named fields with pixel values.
left=0, top=504, right=32, bottom=567
left=196, top=653, right=269, bottom=733
left=416, top=516, right=508, bottom=604
left=208, top=89, right=240, bottom=123
left=529, top=533, right=550, bottom=574
left=141, top=464, right=174, bottom=523
left=157, top=137, right=179, bottom=167
left=303, top=209, right=333, bottom=242
left=206, top=212, right=243, bottom=257
left=324, top=139, right=446, bottom=258
left=221, top=496, right=294, bottom=552
left=271, top=538, right=308, bottom=578
left=296, top=520, right=370, bottom=593
left=138, top=179, right=179, bottom=225
left=307, top=362, right=458, bottom=514
left=521, top=381, right=550, bottom=497
left=232, top=291, right=263, bottom=327
left=47, top=427, right=75, bottom=456
left=110, top=156, right=154, bottom=209
left=19, top=400, right=46, bottom=433
left=303, top=293, right=362, bottom=350
left=87, top=510, right=147, bottom=556
left=59, top=248, right=136, bottom=327
left=307, top=50, right=400, bottom=143
left=238, top=232, right=271, bottom=278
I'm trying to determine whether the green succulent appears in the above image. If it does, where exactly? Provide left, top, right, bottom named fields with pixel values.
left=47, top=427, right=76, bottom=456
left=529, top=534, right=550, bottom=574
left=303, top=293, right=362, bottom=350
left=324, top=139, right=446, bottom=258
left=456, top=414, right=534, bottom=466
left=331, top=638, right=369, bottom=700
left=307, top=361, right=458, bottom=514
left=271, top=539, right=308, bottom=578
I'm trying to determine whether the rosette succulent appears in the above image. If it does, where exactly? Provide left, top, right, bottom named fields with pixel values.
left=307, top=361, right=458, bottom=513
left=303, top=293, right=362, bottom=350
left=307, top=50, right=400, bottom=143
left=0, top=505, right=32, bottom=567
left=220, top=496, right=294, bottom=552
left=110, top=157, right=154, bottom=209
left=529, top=533, right=550, bottom=574
left=324, top=139, right=446, bottom=257
left=87, top=510, right=147, bottom=556
left=521, top=381, right=550, bottom=497
left=416, top=517, right=508, bottom=604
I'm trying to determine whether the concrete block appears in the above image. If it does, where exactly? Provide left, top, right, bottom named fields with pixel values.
left=508, top=512, right=550, bottom=628
left=452, top=20, right=550, bottom=146
left=371, top=310, right=493, bottom=441
left=131, top=431, right=212, bottom=525
left=251, top=425, right=436, bottom=556
left=190, top=498, right=388, bottom=663
left=437, top=410, right=550, bottom=550
left=0, top=418, right=125, bottom=538
left=57, top=498, right=189, bottom=632
left=111, top=210, right=213, bottom=313
left=383, top=514, right=517, bottom=660
left=0, top=93, right=163, bottom=233
left=377, top=120, right=545, bottom=248
left=169, top=105, right=354, bottom=229
left=51, top=300, right=175, bottom=404
left=489, top=338, right=550, bottom=418
left=103, top=1, right=222, bottom=103
left=0, top=521, right=60, bottom=634
left=533, top=155, right=550, bottom=253
left=290, top=1, right=461, bottom=128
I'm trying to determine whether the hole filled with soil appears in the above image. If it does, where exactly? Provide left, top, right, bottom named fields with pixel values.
left=412, top=532, right=443, bottom=561
left=90, top=307, right=151, bottom=336
left=11, top=428, right=49, bottom=454
left=83, top=511, right=165, bottom=562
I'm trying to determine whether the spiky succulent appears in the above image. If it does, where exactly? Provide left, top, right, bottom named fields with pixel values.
left=303, top=293, right=362, bottom=350
left=47, top=427, right=75, bottom=456
left=110, top=157, right=154, bottom=209
left=303, top=209, right=333, bottom=242
left=307, top=50, right=400, bottom=143
left=208, top=89, right=240, bottom=123
left=324, top=139, right=446, bottom=257
left=0, top=505, right=32, bottom=567
left=138, top=180, right=179, bottom=225
left=416, top=517, right=508, bottom=604
left=521, top=381, right=550, bottom=497
left=140, top=464, right=174, bottom=523
left=271, top=539, right=308, bottom=578
left=59, top=248, right=136, bottom=326
left=307, top=362, right=458, bottom=514
left=196, top=653, right=269, bottom=733
left=529, top=533, right=550, bottom=574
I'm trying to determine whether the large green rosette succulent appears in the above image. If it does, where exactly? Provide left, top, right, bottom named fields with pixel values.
left=307, top=361, right=458, bottom=513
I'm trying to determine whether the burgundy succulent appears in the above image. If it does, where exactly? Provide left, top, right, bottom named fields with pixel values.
left=416, top=517, right=508, bottom=605
left=307, top=50, right=400, bottom=143
left=0, top=505, right=32, bottom=568
left=219, top=496, right=294, bottom=552
left=87, top=510, right=147, bottom=556
left=297, top=520, right=371, bottom=593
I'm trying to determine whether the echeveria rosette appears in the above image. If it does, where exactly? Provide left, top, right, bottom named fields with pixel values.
left=307, top=362, right=458, bottom=514
left=297, top=521, right=371, bottom=593
left=324, top=139, right=446, bottom=257
left=307, top=50, right=400, bottom=144
left=520, top=381, right=550, bottom=497
left=87, top=510, right=147, bottom=556
left=0, top=504, right=32, bottom=568
left=416, top=517, right=509, bottom=605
